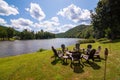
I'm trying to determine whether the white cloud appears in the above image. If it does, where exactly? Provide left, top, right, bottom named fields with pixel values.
left=26, top=3, right=46, bottom=21
left=57, top=4, right=91, bottom=23
left=34, top=20, right=60, bottom=32
left=0, top=18, right=7, bottom=25
left=51, top=17, right=59, bottom=22
left=58, top=24, right=75, bottom=33
left=34, top=23, right=75, bottom=33
left=45, top=24, right=75, bottom=33
left=10, top=18, right=33, bottom=31
left=0, top=0, right=19, bottom=16
left=33, top=16, right=76, bottom=33
left=34, top=21, right=59, bottom=28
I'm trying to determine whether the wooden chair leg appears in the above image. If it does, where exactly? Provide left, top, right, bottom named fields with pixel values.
left=97, top=55, right=101, bottom=59
left=92, top=58, right=94, bottom=62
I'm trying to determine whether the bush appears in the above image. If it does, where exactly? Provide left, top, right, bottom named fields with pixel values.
left=97, top=38, right=111, bottom=43
left=37, top=48, right=46, bottom=52
left=78, top=39, right=95, bottom=44
left=97, top=38, right=108, bottom=42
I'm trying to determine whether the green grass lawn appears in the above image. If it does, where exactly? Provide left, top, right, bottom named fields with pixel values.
left=0, top=40, right=120, bottom=80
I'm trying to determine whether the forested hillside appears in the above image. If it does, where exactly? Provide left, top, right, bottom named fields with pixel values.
left=56, top=25, right=94, bottom=39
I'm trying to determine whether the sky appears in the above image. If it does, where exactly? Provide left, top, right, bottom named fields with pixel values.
left=0, top=0, right=99, bottom=33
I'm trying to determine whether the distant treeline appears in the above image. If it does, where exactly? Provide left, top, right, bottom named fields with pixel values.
left=0, top=25, right=55, bottom=40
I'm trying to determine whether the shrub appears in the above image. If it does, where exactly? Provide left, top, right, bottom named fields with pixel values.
left=97, top=38, right=111, bottom=43
left=97, top=38, right=108, bottom=42
left=78, top=39, right=95, bottom=44
left=37, top=48, right=46, bottom=52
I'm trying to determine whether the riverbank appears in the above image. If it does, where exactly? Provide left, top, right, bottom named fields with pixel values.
left=0, top=40, right=120, bottom=80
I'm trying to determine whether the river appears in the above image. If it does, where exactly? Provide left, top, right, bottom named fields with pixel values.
left=0, top=38, right=81, bottom=57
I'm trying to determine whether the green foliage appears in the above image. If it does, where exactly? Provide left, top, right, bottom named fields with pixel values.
left=20, top=29, right=55, bottom=40
left=0, top=25, right=19, bottom=40
left=56, top=25, right=94, bottom=39
left=78, top=39, right=95, bottom=44
left=97, top=38, right=108, bottom=42
left=91, top=0, right=120, bottom=39
left=37, top=48, right=47, bottom=52
left=35, top=30, right=55, bottom=39
left=97, top=38, right=111, bottom=43
left=0, top=26, right=55, bottom=40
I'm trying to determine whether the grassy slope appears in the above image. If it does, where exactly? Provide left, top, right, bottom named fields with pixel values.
left=0, top=41, right=120, bottom=80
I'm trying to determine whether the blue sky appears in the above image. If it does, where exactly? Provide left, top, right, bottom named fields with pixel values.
left=0, top=0, right=99, bottom=33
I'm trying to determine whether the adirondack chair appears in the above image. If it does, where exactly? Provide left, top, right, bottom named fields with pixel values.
left=73, top=43, right=80, bottom=52
left=61, top=44, right=68, bottom=53
left=71, top=52, right=81, bottom=64
left=51, top=46, right=63, bottom=60
left=86, top=44, right=92, bottom=55
left=82, top=49, right=96, bottom=62
left=94, top=46, right=101, bottom=59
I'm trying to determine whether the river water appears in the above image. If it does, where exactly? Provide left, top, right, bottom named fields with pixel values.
left=0, top=38, right=81, bottom=57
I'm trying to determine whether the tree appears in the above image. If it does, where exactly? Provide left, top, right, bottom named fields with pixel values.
left=91, top=0, right=120, bottom=39
left=0, top=28, right=7, bottom=40
left=6, top=27, right=14, bottom=40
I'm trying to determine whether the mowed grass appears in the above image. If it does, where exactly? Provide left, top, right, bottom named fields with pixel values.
left=0, top=40, right=120, bottom=80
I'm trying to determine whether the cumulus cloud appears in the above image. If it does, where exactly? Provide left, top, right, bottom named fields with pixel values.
left=51, top=17, right=59, bottom=22
left=34, top=21, right=59, bottom=28
left=57, top=4, right=91, bottom=23
left=10, top=18, right=33, bottom=31
left=34, top=23, right=75, bottom=33
left=45, top=24, right=75, bottom=33
left=58, top=24, right=75, bottom=33
left=33, top=16, right=76, bottom=33
left=0, top=18, right=7, bottom=25
left=0, top=0, right=19, bottom=16
left=26, top=3, right=46, bottom=21
left=34, top=20, right=60, bottom=32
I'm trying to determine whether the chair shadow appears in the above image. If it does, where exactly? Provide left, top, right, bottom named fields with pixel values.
left=100, top=57, right=105, bottom=61
left=51, top=58, right=61, bottom=65
left=71, top=63, right=84, bottom=73
left=94, top=57, right=101, bottom=62
left=83, top=61, right=101, bottom=70
left=88, top=61, right=101, bottom=70
left=94, top=57, right=105, bottom=62
left=62, top=62, right=69, bottom=66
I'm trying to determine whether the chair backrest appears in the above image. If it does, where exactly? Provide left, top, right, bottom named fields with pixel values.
left=73, top=43, right=80, bottom=52
left=98, top=46, right=101, bottom=51
left=96, top=46, right=101, bottom=54
left=87, top=44, right=92, bottom=49
left=61, top=44, right=65, bottom=53
left=75, top=43, right=80, bottom=49
left=72, top=52, right=81, bottom=60
left=51, top=46, right=58, bottom=57
left=88, top=49, right=96, bottom=59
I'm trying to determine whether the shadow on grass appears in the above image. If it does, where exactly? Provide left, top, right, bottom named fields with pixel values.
left=71, top=63, right=84, bottom=73
left=100, top=57, right=105, bottom=61
left=100, top=39, right=120, bottom=44
left=94, top=57, right=105, bottom=62
left=51, top=57, right=69, bottom=65
left=83, top=61, right=101, bottom=70
left=111, top=39, right=120, bottom=43
left=89, top=61, right=101, bottom=70
left=62, top=62, right=69, bottom=66
left=51, top=59, right=61, bottom=65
